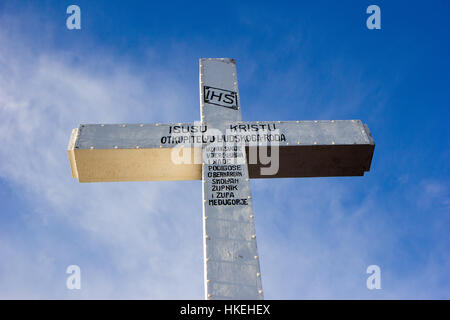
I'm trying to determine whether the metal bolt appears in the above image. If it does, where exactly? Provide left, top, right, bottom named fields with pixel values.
left=140, top=124, right=144, bottom=127
left=254, top=255, right=258, bottom=260
left=100, top=124, right=105, bottom=127
left=258, top=290, right=263, bottom=295
left=251, top=235, right=256, bottom=239
left=114, top=146, right=118, bottom=149
left=90, top=146, right=94, bottom=150
left=250, top=215, right=254, bottom=219
left=257, top=272, right=261, bottom=277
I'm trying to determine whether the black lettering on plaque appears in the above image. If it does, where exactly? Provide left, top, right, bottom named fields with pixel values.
left=203, top=86, right=239, bottom=110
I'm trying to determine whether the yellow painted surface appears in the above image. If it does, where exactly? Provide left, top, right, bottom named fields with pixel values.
left=68, top=130, right=202, bottom=182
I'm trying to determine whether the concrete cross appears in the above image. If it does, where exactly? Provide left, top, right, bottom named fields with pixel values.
left=68, top=58, right=375, bottom=300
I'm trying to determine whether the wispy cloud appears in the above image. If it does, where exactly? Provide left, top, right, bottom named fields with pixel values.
left=0, top=21, right=204, bottom=298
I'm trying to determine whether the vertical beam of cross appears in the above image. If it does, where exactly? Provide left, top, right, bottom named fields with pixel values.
left=200, top=58, right=264, bottom=300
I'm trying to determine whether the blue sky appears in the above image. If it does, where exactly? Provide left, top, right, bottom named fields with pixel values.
left=0, top=0, right=448, bottom=299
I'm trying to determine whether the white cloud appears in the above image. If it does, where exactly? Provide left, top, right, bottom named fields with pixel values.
left=0, top=26, right=204, bottom=298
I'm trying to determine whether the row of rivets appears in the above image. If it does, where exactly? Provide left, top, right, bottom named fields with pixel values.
left=87, top=141, right=341, bottom=149
left=96, top=123, right=167, bottom=127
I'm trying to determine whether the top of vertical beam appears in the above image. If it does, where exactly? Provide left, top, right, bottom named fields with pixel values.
left=200, top=58, right=242, bottom=124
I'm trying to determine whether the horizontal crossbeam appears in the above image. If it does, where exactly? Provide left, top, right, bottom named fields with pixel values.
left=68, top=120, right=374, bottom=182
